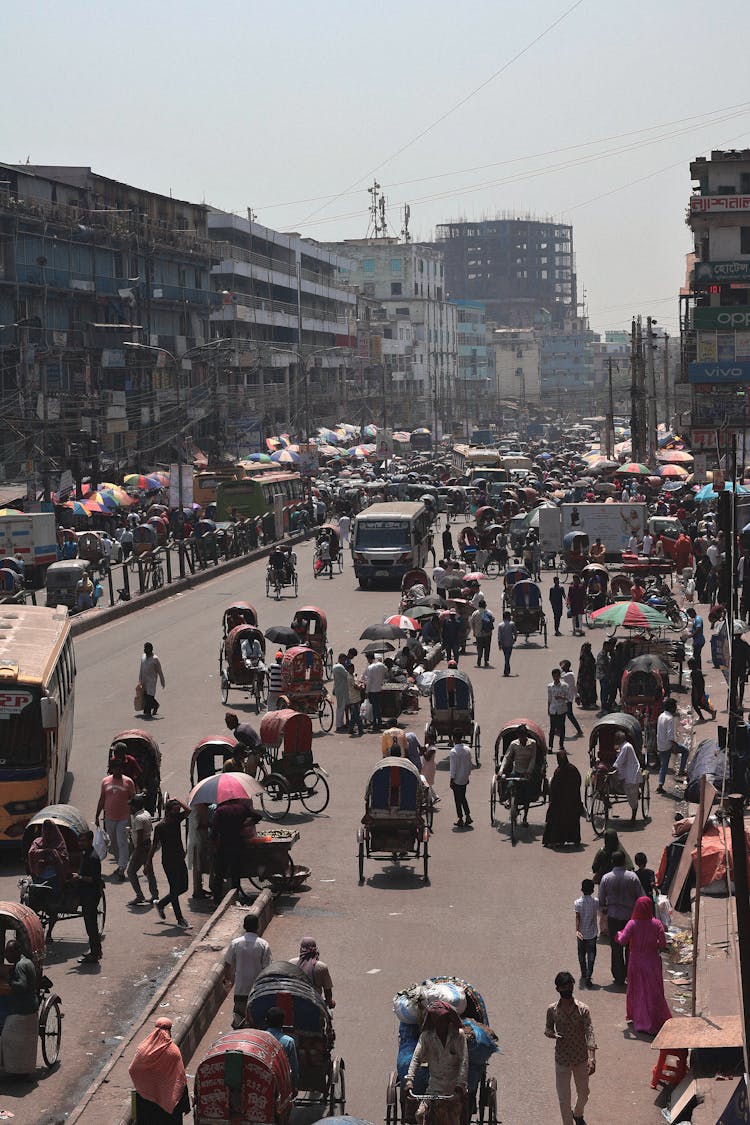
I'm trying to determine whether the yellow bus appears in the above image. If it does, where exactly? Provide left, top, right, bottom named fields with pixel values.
left=0, top=606, right=75, bottom=844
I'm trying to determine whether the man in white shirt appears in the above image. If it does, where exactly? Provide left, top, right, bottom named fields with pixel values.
left=621, top=486, right=630, bottom=503
left=547, top=668, right=569, bottom=752
left=449, top=739, right=473, bottom=828
left=656, top=698, right=688, bottom=791
left=559, top=660, right=583, bottom=737
left=223, top=914, right=272, bottom=1028
left=612, top=731, right=641, bottom=822
left=338, top=514, right=350, bottom=547
left=626, top=533, right=639, bottom=555
left=364, top=654, right=387, bottom=731
left=641, top=532, right=653, bottom=557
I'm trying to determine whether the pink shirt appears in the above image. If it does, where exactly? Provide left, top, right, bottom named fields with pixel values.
left=101, top=774, right=136, bottom=820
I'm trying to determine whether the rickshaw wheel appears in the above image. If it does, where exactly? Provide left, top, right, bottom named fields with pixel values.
left=253, top=674, right=268, bottom=714
left=543, top=618, right=548, bottom=647
left=590, top=793, right=608, bottom=838
left=583, top=777, right=592, bottom=819
left=220, top=673, right=229, bottom=704
left=318, top=698, right=334, bottom=733
left=293, top=574, right=298, bottom=597
left=489, top=777, right=498, bottom=826
left=155, top=787, right=164, bottom=818
left=324, top=648, right=334, bottom=679
left=265, top=575, right=272, bottom=598
left=473, top=725, right=481, bottom=768
left=641, top=772, right=651, bottom=820
left=260, top=774, right=291, bottom=821
left=300, top=770, right=330, bottom=814
left=386, top=1070, right=399, bottom=1125
left=329, top=1056, right=346, bottom=1115
left=39, top=993, right=62, bottom=1068
left=358, top=840, right=365, bottom=884
left=509, top=791, right=518, bottom=845
left=97, top=888, right=106, bottom=936
left=487, top=1076, right=498, bottom=1125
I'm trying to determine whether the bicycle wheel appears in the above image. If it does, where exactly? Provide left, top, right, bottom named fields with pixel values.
left=39, top=994, right=63, bottom=1068
left=640, top=772, right=651, bottom=819
left=260, top=773, right=291, bottom=820
left=489, top=777, right=498, bottom=826
left=220, top=673, right=229, bottom=704
left=318, top=697, right=334, bottom=733
left=300, top=769, right=330, bottom=814
left=590, top=792, right=608, bottom=837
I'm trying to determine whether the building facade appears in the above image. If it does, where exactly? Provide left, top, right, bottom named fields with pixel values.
left=538, top=314, right=597, bottom=408
left=491, top=327, right=541, bottom=406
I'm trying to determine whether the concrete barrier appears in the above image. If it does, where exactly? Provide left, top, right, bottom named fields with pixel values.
left=67, top=888, right=274, bottom=1125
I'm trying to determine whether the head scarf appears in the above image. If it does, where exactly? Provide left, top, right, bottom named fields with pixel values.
left=631, top=896, right=655, bottom=921
left=28, top=819, right=70, bottom=880
left=297, top=937, right=319, bottom=980
left=423, top=1000, right=462, bottom=1032
left=556, top=750, right=570, bottom=769
left=129, top=1018, right=186, bottom=1114
left=592, top=828, right=633, bottom=875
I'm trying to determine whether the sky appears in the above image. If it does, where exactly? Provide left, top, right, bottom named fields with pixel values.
left=3, top=0, right=749, bottom=336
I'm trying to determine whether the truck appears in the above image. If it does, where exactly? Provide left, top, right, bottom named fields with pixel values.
left=0, top=512, right=58, bottom=586
left=537, top=502, right=647, bottom=559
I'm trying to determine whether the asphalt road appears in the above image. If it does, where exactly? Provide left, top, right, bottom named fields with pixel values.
left=0, top=525, right=700, bottom=1124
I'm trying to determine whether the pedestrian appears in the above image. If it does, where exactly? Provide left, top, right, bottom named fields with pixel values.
left=145, top=798, right=191, bottom=929
left=139, top=641, right=165, bottom=718
left=566, top=576, right=586, bottom=637
left=686, top=607, right=705, bottom=669
left=442, top=526, right=454, bottom=558
left=688, top=657, right=716, bottom=721
left=470, top=598, right=494, bottom=668
left=576, top=643, right=597, bottom=710
left=496, top=611, right=517, bottom=677
left=544, top=970, right=596, bottom=1125
left=449, top=737, right=473, bottom=828
left=346, top=664, right=364, bottom=737
left=222, top=914, right=272, bottom=1029
left=338, top=513, right=350, bottom=549
left=126, top=795, right=159, bottom=905
left=547, top=668, right=569, bottom=752
left=595, top=641, right=612, bottom=712
left=290, top=936, right=335, bottom=1007
left=591, top=828, right=633, bottom=882
left=73, top=830, right=102, bottom=965
left=363, top=652, right=386, bottom=731
left=128, top=1016, right=190, bottom=1122
left=264, top=1007, right=299, bottom=1093
left=656, top=697, right=689, bottom=792
left=559, top=660, right=583, bottom=737
left=549, top=577, right=565, bottom=636
left=574, top=880, right=599, bottom=987
left=612, top=730, right=642, bottom=823
left=94, top=759, right=136, bottom=878
left=615, top=897, right=672, bottom=1035
left=542, top=751, right=583, bottom=848
left=634, top=852, right=656, bottom=898
left=441, top=609, right=462, bottom=665
left=598, top=849, right=642, bottom=985
left=404, top=731, right=423, bottom=771
left=332, top=653, right=349, bottom=731
left=267, top=650, right=283, bottom=711
left=420, top=739, right=439, bottom=804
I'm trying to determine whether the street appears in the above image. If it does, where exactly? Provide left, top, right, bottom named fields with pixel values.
left=0, top=527, right=695, bottom=1124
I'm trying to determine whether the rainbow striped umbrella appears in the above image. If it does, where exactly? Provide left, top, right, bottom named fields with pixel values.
left=270, top=449, right=300, bottom=465
left=659, top=464, right=688, bottom=479
left=63, top=501, right=91, bottom=517
left=590, top=601, right=673, bottom=629
left=615, top=462, right=651, bottom=476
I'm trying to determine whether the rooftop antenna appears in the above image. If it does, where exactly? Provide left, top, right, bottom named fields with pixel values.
left=367, top=181, right=381, bottom=238
left=401, top=204, right=411, bottom=243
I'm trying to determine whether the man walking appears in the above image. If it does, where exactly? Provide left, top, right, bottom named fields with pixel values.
left=545, top=970, right=596, bottom=1125
left=222, top=914, right=272, bottom=1029
left=548, top=668, right=569, bottom=752
left=598, top=850, right=641, bottom=985
left=560, top=660, right=583, bottom=737
left=549, top=577, right=565, bottom=636
left=126, top=795, right=159, bottom=904
left=496, top=611, right=517, bottom=678
left=574, top=880, right=598, bottom=987
left=145, top=798, right=192, bottom=929
left=470, top=599, right=494, bottom=668
left=338, top=513, right=350, bottom=549
left=656, top=697, right=689, bottom=791
left=139, top=641, right=165, bottom=718
left=95, top=759, right=135, bottom=879
left=332, top=653, right=349, bottom=731
left=363, top=652, right=386, bottom=731
left=441, top=609, right=462, bottom=665
left=449, top=737, right=473, bottom=829
left=596, top=642, right=612, bottom=712
left=612, top=731, right=641, bottom=823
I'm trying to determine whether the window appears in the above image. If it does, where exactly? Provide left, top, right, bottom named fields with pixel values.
left=742, top=173, right=750, bottom=194
left=363, top=259, right=375, bottom=273
left=363, top=282, right=375, bottom=297
left=391, top=259, right=402, bottom=272
left=741, top=227, right=750, bottom=255
left=395, top=307, right=409, bottom=316
left=391, top=282, right=402, bottom=296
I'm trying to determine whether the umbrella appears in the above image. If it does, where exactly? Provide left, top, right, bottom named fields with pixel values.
left=659, top=464, right=688, bottom=479
left=411, top=595, right=447, bottom=609
left=657, top=450, right=693, bottom=464
left=248, top=452, right=273, bottom=463
left=695, top=482, right=749, bottom=501
left=63, top=501, right=90, bottom=517
left=384, top=614, right=419, bottom=631
left=271, top=449, right=300, bottom=465
left=123, top=474, right=153, bottom=490
left=615, top=463, right=651, bottom=475
left=627, top=654, right=669, bottom=674
left=360, top=623, right=405, bottom=640
left=362, top=640, right=395, bottom=654
left=590, top=601, right=674, bottom=630
left=408, top=604, right=440, bottom=621
left=439, top=574, right=465, bottom=590
left=264, top=625, right=300, bottom=646
left=0, top=508, right=22, bottom=516
left=462, top=572, right=485, bottom=583
left=188, top=771, right=264, bottom=807
left=83, top=499, right=107, bottom=514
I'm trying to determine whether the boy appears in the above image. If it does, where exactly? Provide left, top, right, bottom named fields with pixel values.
left=634, top=852, right=656, bottom=898
left=574, top=878, right=598, bottom=986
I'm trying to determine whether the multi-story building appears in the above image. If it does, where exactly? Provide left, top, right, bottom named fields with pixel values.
left=682, top=148, right=750, bottom=457
left=538, top=313, right=597, bottom=408
left=321, top=238, right=457, bottom=430
left=491, top=326, right=541, bottom=413
left=451, top=300, right=493, bottom=432
left=432, top=217, right=576, bottom=329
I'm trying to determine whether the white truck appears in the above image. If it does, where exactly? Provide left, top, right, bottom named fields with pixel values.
left=538, top=502, right=647, bottom=558
left=0, top=512, right=58, bottom=585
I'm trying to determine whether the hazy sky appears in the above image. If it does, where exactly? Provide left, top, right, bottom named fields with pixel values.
left=3, top=0, right=749, bottom=335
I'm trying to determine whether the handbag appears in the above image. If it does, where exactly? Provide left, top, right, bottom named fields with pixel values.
left=134, top=682, right=144, bottom=711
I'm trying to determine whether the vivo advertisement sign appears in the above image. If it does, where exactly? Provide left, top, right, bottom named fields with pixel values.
left=688, top=361, right=750, bottom=384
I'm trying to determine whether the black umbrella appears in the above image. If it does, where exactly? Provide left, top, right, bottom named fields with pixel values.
left=360, top=623, right=405, bottom=640
left=439, top=573, right=466, bottom=590
left=264, top=625, right=299, bottom=646
left=626, top=654, right=669, bottom=674
left=363, top=640, right=396, bottom=654
left=409, top=604, right=440, bottom=620
left=412, top=595, right=447, bottom=609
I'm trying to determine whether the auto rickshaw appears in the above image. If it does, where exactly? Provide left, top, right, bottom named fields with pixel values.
left=278, top=647, right=333, bottom=732
left=621, top=655, right=667, bottom=756
left=561, top=531, right=590, bottom=576
left=490, top=719, right=549, bottom=843
left=358, top=758, right=430, bottom=883
left=219, top=624, right=269, bottom=713
left=291, top=606, right=334, bottom=679
left=509, top=579, right=547, bottom=645
left=0, top=901, right=62, bottom=1073
left=45, top=559, right=90, bottom=611
left=257, top=710, right=330, bottom=819
left=109, top=728, right=163, bottom=815
left=222, top=602, right=259, bottom=634
left=193, top=1029, right=294, bottom=1125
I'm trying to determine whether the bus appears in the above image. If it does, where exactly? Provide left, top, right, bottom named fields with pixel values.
left=0, top=605, right=75, bottom=844
left=352, top=502, right=431, bottom=587
left=215, top=473, right=305, bottom=527
left=193, top=467, right=245, bottom=509
left=451, top=444, right=503, bottom=476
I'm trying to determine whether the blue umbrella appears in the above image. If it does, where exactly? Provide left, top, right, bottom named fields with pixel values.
left=695, top=482, right=749, bottom=502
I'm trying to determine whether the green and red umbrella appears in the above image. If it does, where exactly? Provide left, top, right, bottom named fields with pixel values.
left=590, top=601, right=673, bottom=629
left=615, top=463, right=651, bottom=476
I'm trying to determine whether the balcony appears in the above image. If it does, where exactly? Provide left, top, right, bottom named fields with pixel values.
left=210, top=241, right=355, bottom=304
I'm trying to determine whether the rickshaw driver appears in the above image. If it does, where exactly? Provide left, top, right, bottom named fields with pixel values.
left=269, top=546, right=287, bottom=583
left=0, top=941, right=38, bottom=1031
left=404, top=1001, right=468, bottom=1125
left=500, top=724, right=539, bottom=824
left=612, top=731, right=641, bottom=823
left=590, top=538, right=606, bottom=564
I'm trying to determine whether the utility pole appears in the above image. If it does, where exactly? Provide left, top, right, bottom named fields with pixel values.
left=727, top=793, right=750, bottom=1075
left=606, top=357, right=615, bottom=459
left=663, top=333, right=670, bottom=430
left=646, top=316, right=657, bottom=465
left=629, top=318, right=640, bottom=462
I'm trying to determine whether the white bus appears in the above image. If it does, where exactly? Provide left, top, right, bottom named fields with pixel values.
left=352, top=502, right=431, bottom=587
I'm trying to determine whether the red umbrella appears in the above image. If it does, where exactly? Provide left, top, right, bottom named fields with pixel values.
left=384, top=614, right=419, bottom=631
left=188, top=771, right=264, bottom=806
left=462, top=573, right=484, bottom=584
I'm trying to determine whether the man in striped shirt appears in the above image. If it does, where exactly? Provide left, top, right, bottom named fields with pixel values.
left=574, top=879, right=598, bottom=986
left=267, top=651, right=284, bottom=710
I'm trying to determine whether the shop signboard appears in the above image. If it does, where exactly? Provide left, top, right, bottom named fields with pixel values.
left=694, top=308, right=750, bottom=330
left=688, top=362, right=750, bottom=384
left=694, top=260, right=750, bottom=285
left=690, top=195, right=750, bottom=214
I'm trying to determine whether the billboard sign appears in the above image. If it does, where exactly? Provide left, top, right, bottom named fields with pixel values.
left=694, top=261, right=750, bottom=285
left=688, top=362, right=750, bottom=384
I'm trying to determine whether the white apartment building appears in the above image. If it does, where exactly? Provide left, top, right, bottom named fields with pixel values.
left=492, top=328, right=541, bottom=403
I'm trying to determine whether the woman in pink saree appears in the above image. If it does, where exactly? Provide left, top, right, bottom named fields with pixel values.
left=616, top=896, right=671, bottom=1035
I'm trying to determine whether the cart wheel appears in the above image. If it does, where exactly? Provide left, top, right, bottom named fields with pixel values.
left=473, top=724, right=481, bottom=767
left=509, top=790, right=518, bottom=845
left=485, top=558, right=500, bottom=579
left=641, top=771, right=651, bottom=820
left=487, top=1075, right=498, bottom=1125
left=324, top=647, right=334, bottom=679
left=96, top=888, right=106, bottom=936
left=318, top=697, right=334, bottom=733
left=590, top=792, right=608, bottom=838
left=300, top=770, right=330, bottom=814
left=260, top=773, right=291, bottom=821
left=490, top=776, right=498, bottom=826
left=329, top=1056, right=346, bottom=1115
left=423, top=835, right=429, bottom=883
left=39, top=993, right=63, bottom=1069
left=386, top=1071, right=399, bottom=1125
left=358, top=840, right=365, bottom=884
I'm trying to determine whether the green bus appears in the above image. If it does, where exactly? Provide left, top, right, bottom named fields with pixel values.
left=215, top=473, right=304, bottom=525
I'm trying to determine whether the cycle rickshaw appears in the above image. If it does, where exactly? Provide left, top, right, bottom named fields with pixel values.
left=219, top=623, right=269, bottom=712
left=610, top=572, right=633, bottom=602
left=257, top=709, right=330, bottom=820
left=109, top=728, right=163, bottom=816
left=490, top=719, right=549, bottom=843
left=358, top=758, right=431, bottom=883
left=278, top=647, right=334, bottom=733
left=584, top=712, right=650, bottom=836
left=458, top=525, right=478, bottom=565
left=424, top=668, right=480, bottom=766
left=621, top=655, right=667, bottom=757
left=222, top=601, right=259, bottom=633
left=266, top=550, right=299, bottom=600
left=501, top=565, right=530, bottom=611
left=560, top=531, right=589, bottom=577
left=190, top=734, right=248, bottom=784
left=0, top=901, right=63, bottom=1073
left=400, top=568, right=432, bottom=612
left=509, top=579, right=548, bottom=646
left=246, top=961, right=345, bottom=1115
left=193, top=1028, right=294, bottom=1125
left=292, top=606, right=334, bottom=679
left=387, top=975, right=499, bottom=1125
left=20, top=804, right=106, bottom=947
left=314, top=524, right=343, bottom=576
left=582, top=563, right=610, bottom=626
